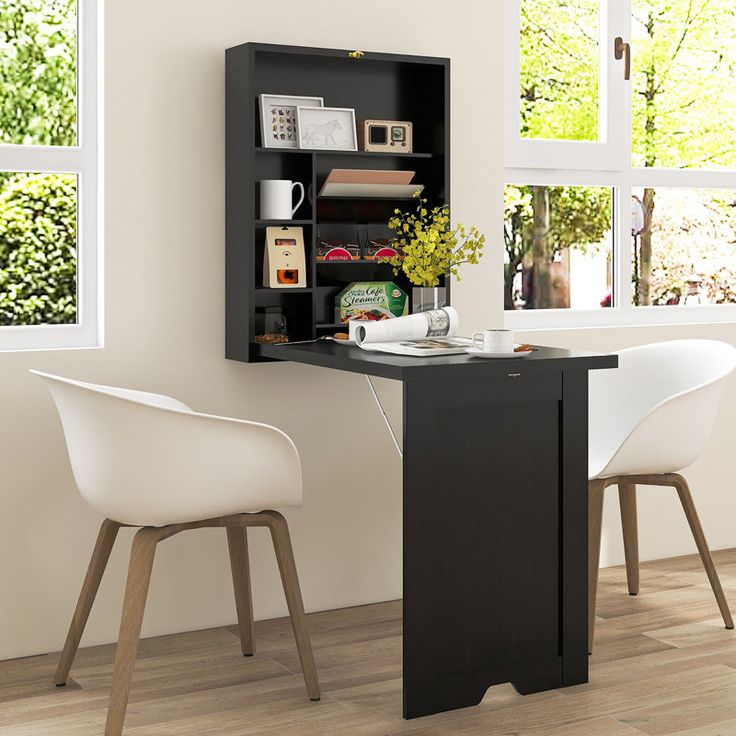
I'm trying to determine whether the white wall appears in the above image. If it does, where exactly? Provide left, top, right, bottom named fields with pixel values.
left=0, top=0, right=502, bottom=661
left=1, top=0, right=734, bottom=663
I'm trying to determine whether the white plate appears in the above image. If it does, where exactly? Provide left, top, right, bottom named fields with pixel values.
left=466, top=346, right=533, bottom=359
left=329, top=336, right=357, bottom=346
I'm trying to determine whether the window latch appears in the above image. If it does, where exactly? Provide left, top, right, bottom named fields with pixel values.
left=615, top=37, right=631, bottom=81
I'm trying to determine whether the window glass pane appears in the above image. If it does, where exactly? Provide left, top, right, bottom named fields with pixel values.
left=0, top=172, right=77, bottom=324
left=632, top=188, right=736, bottom=306
left=520, top=0, right=600, bottom=142
left=504, top=184, right=613, bottom=310
left=0, top=0, right=77, bottom=146
left=632, top=1, right=736, bottom=169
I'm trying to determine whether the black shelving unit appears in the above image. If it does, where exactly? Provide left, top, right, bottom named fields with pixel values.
left=226, top=42, right=450, bottom=363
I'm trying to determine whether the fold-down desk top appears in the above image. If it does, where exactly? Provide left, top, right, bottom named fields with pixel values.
left=257, top=342, right=618, bottom=381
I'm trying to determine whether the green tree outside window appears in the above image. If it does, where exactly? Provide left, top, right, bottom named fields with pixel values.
left=0, top=0, right=78, bottom=325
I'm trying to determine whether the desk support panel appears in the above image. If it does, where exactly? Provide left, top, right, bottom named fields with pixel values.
left=402, top=369, right=588, bottom=718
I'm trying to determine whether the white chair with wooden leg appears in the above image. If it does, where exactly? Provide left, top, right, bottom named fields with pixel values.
left=32, top=370, right=319, bottom=736
left=588, top=340, right=736, bottom=653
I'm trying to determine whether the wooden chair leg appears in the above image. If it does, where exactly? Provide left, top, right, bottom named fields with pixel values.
left=264, top=511, right=320, bottom=701
left=105, top=528, right=161, bottom=736
left=55, top=519, right=121, bottom=686
left=227, top=527, right=255, bottom=656
left=672, top=474, right=734, bottom=630
left=589, top=479, right=606, bottom=654
left=618, top=482, right=640, bottom=596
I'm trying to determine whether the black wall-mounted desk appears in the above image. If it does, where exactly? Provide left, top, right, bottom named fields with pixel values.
left=258, top=342, right=618, bottom=718
left=227, top=42, right=618, bottom=718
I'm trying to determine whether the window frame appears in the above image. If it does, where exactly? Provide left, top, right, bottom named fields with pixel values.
left=0, top=0, right=103, bottom=351
left=504, top=0, right=736, bottom=330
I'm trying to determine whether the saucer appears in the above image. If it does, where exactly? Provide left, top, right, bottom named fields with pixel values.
left=466, top=345, right=533, bottom=359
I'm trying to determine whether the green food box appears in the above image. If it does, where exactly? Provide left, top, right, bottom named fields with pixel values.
left=335, top=282, right=408, bottom=324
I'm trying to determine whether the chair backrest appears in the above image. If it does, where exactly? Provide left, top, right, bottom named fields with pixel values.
left=32, top=371, right=302, bottom=526
left=589, top=340, right=736, bottom=478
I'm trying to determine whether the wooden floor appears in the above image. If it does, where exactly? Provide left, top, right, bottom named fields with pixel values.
left=3, top=549, right=736, bottom=735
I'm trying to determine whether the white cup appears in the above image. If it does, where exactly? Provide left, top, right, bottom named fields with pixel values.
left=472, top=329, right=514, bottom=354
left=260, top=179, right=305, bottom=220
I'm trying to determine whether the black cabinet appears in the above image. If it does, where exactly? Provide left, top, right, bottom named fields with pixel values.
left=226, top=43, right=450, bottom=362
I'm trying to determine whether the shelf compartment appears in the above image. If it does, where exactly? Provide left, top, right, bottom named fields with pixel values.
left=315, top=262, right=397, bottom=283
left=254, top=154, right=313, bottom=222
left=254, top=290, right=314, bottom=344
left=254, top=150, right=312, bottom=180
left=317, top=198, right=424, bottom=224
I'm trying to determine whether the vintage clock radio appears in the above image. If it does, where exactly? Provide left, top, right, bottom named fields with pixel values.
left=359, top=120, right=413, bottom=153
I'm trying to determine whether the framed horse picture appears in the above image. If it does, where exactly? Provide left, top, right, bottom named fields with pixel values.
left=296, top=106, right=357, bottom=151
left=259, top=94, right=324, bottom=149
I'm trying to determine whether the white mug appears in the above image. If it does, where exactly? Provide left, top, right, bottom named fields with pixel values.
left=472, top=329, right=514, bottom=354
left=260, top=179, right=305, bottom=220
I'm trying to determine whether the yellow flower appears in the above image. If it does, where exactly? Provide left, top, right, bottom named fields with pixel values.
left=379, top=201, right=486, bottom=287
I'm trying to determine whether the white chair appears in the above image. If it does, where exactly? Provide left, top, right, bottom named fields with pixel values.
left=31, top=370, right=319, bottom=736
left=588, top=340, right=736, bottom=652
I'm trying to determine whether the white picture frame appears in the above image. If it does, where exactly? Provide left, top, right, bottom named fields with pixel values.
left=259, top=94, right=324, bottom=149
left=296, top=106, right=358, bottom=151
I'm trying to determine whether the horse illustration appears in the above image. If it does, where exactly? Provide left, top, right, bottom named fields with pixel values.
left=302, top=118, right=344, bottom=147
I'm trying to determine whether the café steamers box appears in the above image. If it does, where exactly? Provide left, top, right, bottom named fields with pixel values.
left=336, top=282, right=408, bottom=323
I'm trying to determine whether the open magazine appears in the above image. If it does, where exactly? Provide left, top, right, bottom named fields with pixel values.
left=351, top=307, right=472, bottom=356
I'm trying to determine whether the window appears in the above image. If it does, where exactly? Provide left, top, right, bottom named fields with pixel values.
left=0, top=0, right=101, bottom=350
left=505, top=0, right=736, bottom=328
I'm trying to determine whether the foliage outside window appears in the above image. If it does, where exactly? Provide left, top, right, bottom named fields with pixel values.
left=520, top=0, right=599, bottom=143
left=0, top=0, right=81, bottom=328
left=506, top=0, right=736, bottom=321
left=0, top=173, right=77, bottom=324
left=0, top=0, right=76, bottom=147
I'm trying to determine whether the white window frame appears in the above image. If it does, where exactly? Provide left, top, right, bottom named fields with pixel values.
left=504, top=0, right=736, bottom=330
left=0, top=0, right=103, bottom=351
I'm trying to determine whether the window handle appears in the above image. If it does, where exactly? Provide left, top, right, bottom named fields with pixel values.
left=615, top=37, right=631, bottom=81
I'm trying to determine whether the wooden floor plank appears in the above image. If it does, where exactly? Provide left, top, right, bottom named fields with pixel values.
left=1, top=550, right=736, bottom=735
left=643, top=617, right=736, bottom=650
left=668, top=717, right=736, bottom=736
left=617, top=674, right=736, bottom=735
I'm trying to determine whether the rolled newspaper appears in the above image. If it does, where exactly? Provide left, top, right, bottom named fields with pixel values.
left=353, top=307, right=459, bottom=346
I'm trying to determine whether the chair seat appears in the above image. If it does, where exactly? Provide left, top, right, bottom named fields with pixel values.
left=107, top=493, right=299, bottom=528
left=30, top=370, right=303, bottom=527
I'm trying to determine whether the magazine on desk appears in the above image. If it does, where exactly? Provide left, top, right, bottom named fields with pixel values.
left=351, top=307, right=472, bottom=356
